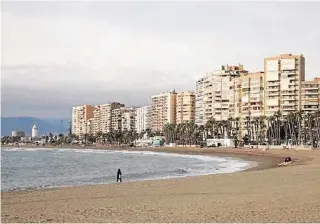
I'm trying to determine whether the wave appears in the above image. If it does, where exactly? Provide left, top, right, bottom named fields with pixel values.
left=2, top=146, right=256, bottom=192
left=2, top=147, right=231, bottom=162
left=2, top=146, right=254, bottom=171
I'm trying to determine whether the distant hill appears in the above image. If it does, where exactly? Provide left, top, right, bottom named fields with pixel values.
left=1, top=117, right=70, bottom=136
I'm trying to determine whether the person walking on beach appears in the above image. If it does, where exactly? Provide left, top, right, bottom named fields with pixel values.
left=117, top=169, right=122, bottom=182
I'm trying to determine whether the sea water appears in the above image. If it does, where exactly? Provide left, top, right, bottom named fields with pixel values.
left=1, top=147, right=256, bottom=191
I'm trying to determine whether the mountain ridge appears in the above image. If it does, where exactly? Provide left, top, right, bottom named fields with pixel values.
left=1, top=117, right=70, bottom=136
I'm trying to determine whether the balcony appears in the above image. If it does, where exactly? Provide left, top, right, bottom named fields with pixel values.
left=302, top=107, right=319, bottom=111
left=281, top=98, right=297, bottom=101
left=302, top=91, right=319, bottom=95
left=281, top=107, right=296, bottom=111
left=281, top=92, right=297, bottom=96
left=267, top=82, right=280, bottom=87
left=281, top=70, right=297, bottom=74
left=302, top=85, right=319, bottom=90
left=281, top=102, right=296, bottom=106
left=268, top=92, right=279, bottom=96
left=302, top=101, right=318, bottom=105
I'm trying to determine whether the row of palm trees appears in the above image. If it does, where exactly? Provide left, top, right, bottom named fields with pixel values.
left=163, top=111, right=320, bottom=147
left=2, top=111, right=320, bottom=147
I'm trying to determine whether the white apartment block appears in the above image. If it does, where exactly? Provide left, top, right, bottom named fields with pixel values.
left=301, top=77, right=320, bottom=113
left=195, top=78, right=204, bottom=126
left=196, top=65, right=247, bottom=125
left=151, top=91, right=177, bottom=132
left=264, top=54, right=305, bottom=117
left=121, top=107, right=136, bottom=132
left=176, top=91, right=196, bottom=124
left=86, top=118, right=95, bottom=135
left=72, top=105, right=95, bottom=137
left=135, top=105, right=151, bottom=133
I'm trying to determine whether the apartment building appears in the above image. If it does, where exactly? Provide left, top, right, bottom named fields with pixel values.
left=150, top=91, right=177, bottom=132
left=108, top=107, right=136, bottom=132
left=301, top=77, right=320, bottom=113
left=135, top=105, right=151, bottom=133
left=93, top=103, right=124, bottom=134
left=264, top=54, right=305, bottom=117
left=233, top=72, right=265, bottom=136
left=195, top=78, right=204, bottom=126
left=176, top=91, right=196, bottom=124
left=92, top=107, right=100, bottom=134
left=86, top=118, right=95, bottom=135
left=196, top=64, right=248, bottom=125
left=71, top=105, right=95, bottom=136
left=121, top=107, right=136, bottom=132
left=111, top=107, right=123, bottom=131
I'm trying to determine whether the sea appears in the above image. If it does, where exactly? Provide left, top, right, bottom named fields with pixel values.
left=1, top=147, right=256, bottom=191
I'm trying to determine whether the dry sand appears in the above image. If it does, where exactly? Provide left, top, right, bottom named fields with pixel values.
left=1, top=147, right=320, bottom=223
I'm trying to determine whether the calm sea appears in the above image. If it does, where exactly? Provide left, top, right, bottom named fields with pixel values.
left=1, top=147, right=255, bottom=191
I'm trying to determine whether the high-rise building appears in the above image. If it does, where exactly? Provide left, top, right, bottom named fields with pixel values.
left=264, top=54, right=305, bottom=117
left=93, top=103, right=124, bottom=134
left=176, top=91, right=196, bottom=124
left=121, top=107, right=136, bottom=132
left=150, top=91, right=177, bottom=132
left=111, top=107, right=124, bottom=131
left=196, top=64, right=247, bottom=125
left=109, top=106, right=136, bottom=132
left=135, top=105, right=151, bottom=133
left=86, top=118, right=95, bottom=135
left=93, top=106, right=101, bottom=134
left=233, top=72, right=265, bottom=136
left=72, top=105, right=95, bottom=136
left=301, top=77, right=320, bottom=113
left=195, top=78, right=204, bottom=126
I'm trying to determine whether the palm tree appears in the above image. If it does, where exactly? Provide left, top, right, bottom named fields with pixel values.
left=163, top=123, right=176, bottom=144
left=95, top=131, right=103, bottom=144
left=205, top=117, right=216, bottom=138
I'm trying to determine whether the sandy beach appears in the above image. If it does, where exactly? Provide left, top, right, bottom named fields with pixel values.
left=1, top=147, right=320, bottom=223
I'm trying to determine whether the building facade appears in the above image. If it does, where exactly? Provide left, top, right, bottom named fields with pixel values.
left=135, top=105, right=151, bottom=133
left=11, top=130, right=26, bottom=137
left=150, top=91, right=177, bottom=132
left=72, top=105, right=95, bottom=136
left=301, top=77, right=320, bottom=113
left=195, top=78, right=204, bottom=126
left=176, top=91, right=196, bottom=124
left=264, top=54, right=305, bottom=117
left=93, top=103, right=124, bottom=134
left=86, top=118, right=95, bottom=135
left=121, top=107, right=136, bottom=132
left=196, top=64, right=247, bottom=126
left=233, top=72, right=265, bottom=136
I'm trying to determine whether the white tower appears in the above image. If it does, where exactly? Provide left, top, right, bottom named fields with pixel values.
left=31, top=124, right=39, bottom=138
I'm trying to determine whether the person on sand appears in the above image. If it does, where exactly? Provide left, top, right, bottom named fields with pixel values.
left=278, top=157, right=293, bottom=166
left=117, top=169, right=122, bottom=183
left=284, top=157, right=292, bottom=163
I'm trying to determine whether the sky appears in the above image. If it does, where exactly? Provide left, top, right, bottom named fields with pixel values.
left=1, top=1, right=320, bottom=118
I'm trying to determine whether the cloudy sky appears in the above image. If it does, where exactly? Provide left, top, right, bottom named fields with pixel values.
left=2, top=1, right=320, bottom=118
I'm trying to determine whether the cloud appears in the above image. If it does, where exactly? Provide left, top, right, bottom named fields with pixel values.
left=1, top=1, right=320, bottom=118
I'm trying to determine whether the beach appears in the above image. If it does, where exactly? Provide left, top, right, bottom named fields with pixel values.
left=1, top=147, right=320, bottom=223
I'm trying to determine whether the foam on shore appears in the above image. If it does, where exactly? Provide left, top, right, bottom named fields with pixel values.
left=2, top=147, right=257, bottom=191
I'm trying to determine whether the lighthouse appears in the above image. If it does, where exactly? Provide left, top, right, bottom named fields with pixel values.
left=31, top=124, right=39, bottom=138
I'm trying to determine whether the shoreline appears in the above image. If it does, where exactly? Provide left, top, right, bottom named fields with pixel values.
left=1, top=146, right=273, bottom=193
left=2, top=146, right=319, bottom=222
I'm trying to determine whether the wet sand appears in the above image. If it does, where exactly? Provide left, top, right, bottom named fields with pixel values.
left=1, top=147, right=320, bottom=223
